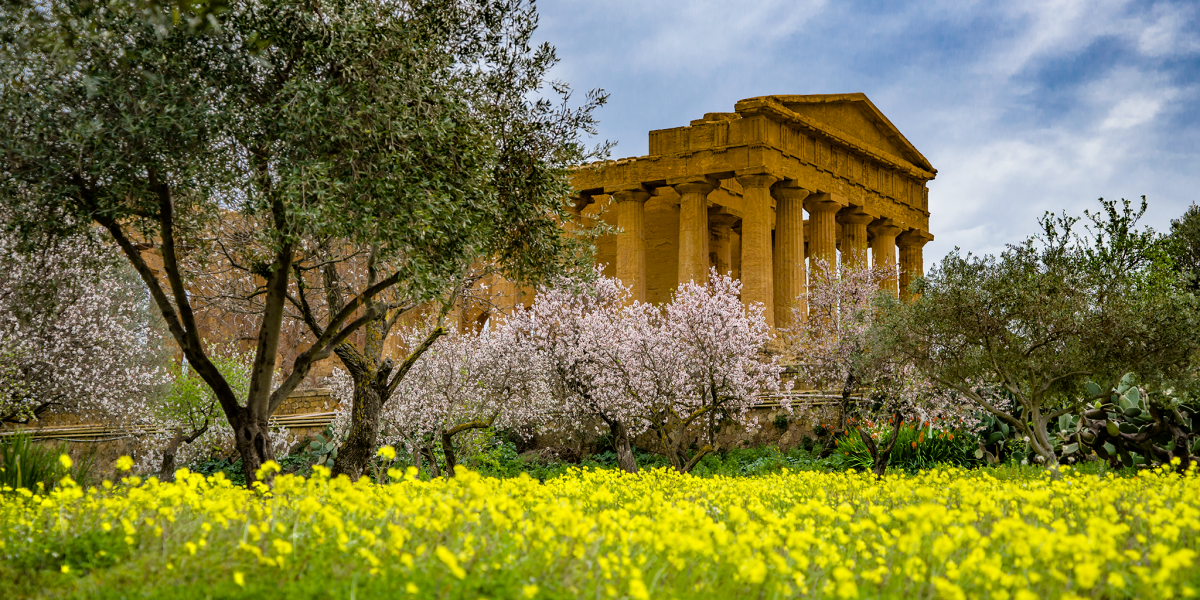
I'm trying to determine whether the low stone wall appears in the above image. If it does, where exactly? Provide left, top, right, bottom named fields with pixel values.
left=274, top=388, right=337, bottom=416
left=1, top=389, right=337, bottom=477
left=271, top=388, right=338, bottom=443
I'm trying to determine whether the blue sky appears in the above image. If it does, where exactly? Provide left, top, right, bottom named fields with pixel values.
left=535, top=0, right=1200, bottom=265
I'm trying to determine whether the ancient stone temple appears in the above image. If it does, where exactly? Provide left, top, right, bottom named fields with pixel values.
left=570, top=93, right=935, bottom=326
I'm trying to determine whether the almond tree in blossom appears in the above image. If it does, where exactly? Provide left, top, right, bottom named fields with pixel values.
left=510, top=272, right=646, bottom=473
left=387, top=321, right=551, bottom=477
left=607, top=272, right=784, bottom=472
left=655, top=272, right=785, bottom=472
left=515, top=269, right=784, bottom=473
left=0, top=224, right=168, bottom=425
left=326, top=317, right=550, bottom=478
left=785, top=259, right=967, bottom=477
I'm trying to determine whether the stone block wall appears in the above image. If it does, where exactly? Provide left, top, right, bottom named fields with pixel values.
left=1, top=388, right=339, bottom=478
left=273, top=388, right=336, bottom=416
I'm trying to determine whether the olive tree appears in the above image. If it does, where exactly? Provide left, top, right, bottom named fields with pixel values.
left=191, top=0, right=605, bottom=481
left=1168, top=202, right=1200, bottom=291
left=0, top=0, right=604, bottom=483
left=877, top=198, right=1200, bottom=471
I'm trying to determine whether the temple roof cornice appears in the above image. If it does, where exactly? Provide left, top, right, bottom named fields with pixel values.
left=733, top=95, right=936, bottom=180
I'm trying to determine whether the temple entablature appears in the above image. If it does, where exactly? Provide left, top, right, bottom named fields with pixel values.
left=572, top=93, right=935, bottom=326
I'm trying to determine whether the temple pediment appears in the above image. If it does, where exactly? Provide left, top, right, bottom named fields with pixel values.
left=734, top=93, right=934, bottom=174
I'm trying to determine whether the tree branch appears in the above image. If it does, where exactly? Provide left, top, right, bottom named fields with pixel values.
left=93, top=210, right=241, bottom=417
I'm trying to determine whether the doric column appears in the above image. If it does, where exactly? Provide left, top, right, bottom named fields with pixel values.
left=735, top=173, right=779, bottom=326
left=709, top=213, right=738, bottom=277
left=897, top=229, right=934, bottom=301
left=673, top=180, right=715, bottom=285
left=772, top=182, right=810, bottom=328
left=838, top=207, right=873, bottom=269
left=869, top=219, right=903, bottom=297
left=613, top=189, right=651, bottom=303
left=803, top=193, right=847, bottom=277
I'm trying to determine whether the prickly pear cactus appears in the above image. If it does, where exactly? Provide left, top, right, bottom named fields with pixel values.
left=1076, top=373, right=1198, bottom=471
left=1050, top=412, right=1085, bottom=460
left=308, top=432, right=339, bottom=466
left=974, top=414, right=1013, bottom=465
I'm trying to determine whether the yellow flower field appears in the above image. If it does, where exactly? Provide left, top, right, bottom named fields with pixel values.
left=2, top=461, right=1198, bottom=599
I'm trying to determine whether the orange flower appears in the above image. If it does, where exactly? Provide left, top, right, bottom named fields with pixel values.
left=911, top=441, right=917, bottom=448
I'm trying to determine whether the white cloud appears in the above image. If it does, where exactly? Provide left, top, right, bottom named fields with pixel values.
left=926, top=107, right=1183, bottom=260
left=982, top=0, right=1198, bottom=79
left=1102, top=96, right=1166, bottom=129
left=540, top=0, right=827, bottom=70
left=596, top=0, right=829, bottom=73
left=1137, top=3, right=1200, bottom=57
left=1080, top=66, right=1181, bottom=131
left=985, top=0, right=1130, bottom=78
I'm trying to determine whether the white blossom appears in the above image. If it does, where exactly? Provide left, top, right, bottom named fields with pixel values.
left=0, top=221, right=168, bottom=426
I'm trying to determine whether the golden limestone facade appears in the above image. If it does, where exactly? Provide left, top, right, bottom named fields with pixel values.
left=571, top=93, right=935, bottom=327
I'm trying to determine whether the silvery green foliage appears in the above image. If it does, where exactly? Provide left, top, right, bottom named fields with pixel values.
left=0, top=225, right=168, bottom=425
left=880, top=198, right=1200, bottom=470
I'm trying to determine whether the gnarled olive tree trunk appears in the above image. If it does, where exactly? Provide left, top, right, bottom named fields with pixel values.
left=232, top=411, right=276, bottom=485
left=330, top=324, right=444, bottom=480
left=331, top=361, right=390, bottom=480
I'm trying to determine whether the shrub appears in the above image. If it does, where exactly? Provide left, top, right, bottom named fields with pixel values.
left=835, top=424, right=978, bottom=472
left=0, top=434, right=95, bottom=492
